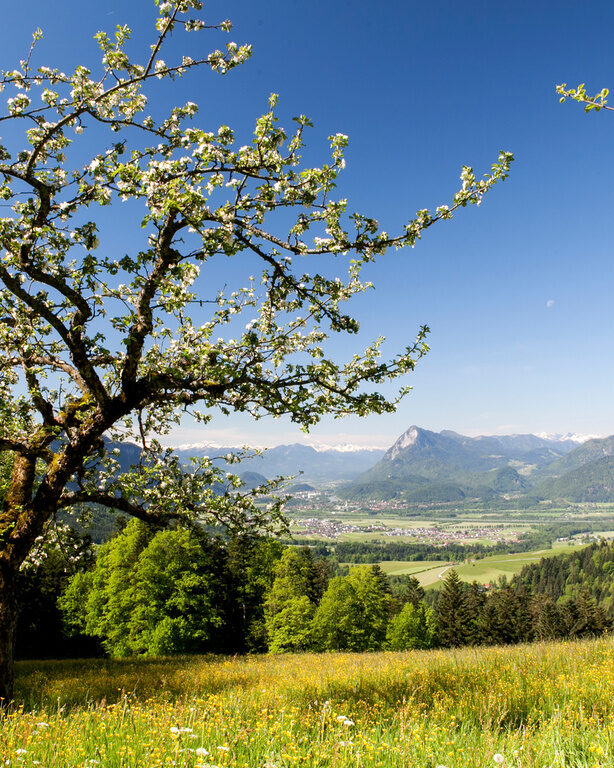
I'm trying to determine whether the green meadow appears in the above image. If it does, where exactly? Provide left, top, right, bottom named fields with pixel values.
left=377, top=543, right=585, bottom=587
left=5, top=637, right=614, bottom=767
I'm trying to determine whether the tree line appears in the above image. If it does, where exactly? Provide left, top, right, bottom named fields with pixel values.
left=17, top=521, right=614, bottom=659
left=513, top=539, right=614, bottom=614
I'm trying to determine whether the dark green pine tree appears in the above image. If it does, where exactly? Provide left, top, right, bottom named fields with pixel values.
left=510, top=584, right=533, bottom=643
left=224, top=536, right=283, bottom=653
left=530, top=594, right=566, bottom=641
left=370, top=564, right=392, bottom=595
left=394, top=575, right=425, bottom=609
left=464, top=581, right=487, bottom=646
left=478, top=585, right=532, bottom=646
left=370, top=564, right=394, bottom=617
left=435, top=569, right=471, bottom=647
left=567, top=590, right=609, bottom=638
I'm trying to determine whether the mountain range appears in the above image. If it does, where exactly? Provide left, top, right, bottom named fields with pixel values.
left=106, top=426, right=614, bottom=505
left=341, top=426, right=614, bottom=503
left=173, top=442, right=385, bottom=483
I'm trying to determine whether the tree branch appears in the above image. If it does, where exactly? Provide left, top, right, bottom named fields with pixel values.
left=121, top=211, right=187, bottom=387
left=58, top=490, right=171, bottom=527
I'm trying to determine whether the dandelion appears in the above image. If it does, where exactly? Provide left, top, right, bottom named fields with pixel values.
left=196, top=748, right=209, bottom=757
left=493, top=754, right=505, bottom=764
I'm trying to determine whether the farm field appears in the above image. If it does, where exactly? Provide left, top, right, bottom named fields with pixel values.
left=6, top=637, right=614, bottom=767
left=376, top=543, right=586, bottom=587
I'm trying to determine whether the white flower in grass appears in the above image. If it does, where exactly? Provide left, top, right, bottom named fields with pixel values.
left=493, top=754, right=505, bottom=764
left=196, top=748, right=209, bottom=758
left=335, top=715, right=355, bottom=726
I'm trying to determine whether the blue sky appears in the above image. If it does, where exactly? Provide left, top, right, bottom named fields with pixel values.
left=3, top=0, right=614, bottom=447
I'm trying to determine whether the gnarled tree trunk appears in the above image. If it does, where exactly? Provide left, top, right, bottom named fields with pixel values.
left=0, top=565, right=17, bottom=704
left=0, top=454, right=43, bottom=705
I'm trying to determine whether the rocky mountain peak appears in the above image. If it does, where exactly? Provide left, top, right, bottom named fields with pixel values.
left=386, top=425, right=423, bottom=460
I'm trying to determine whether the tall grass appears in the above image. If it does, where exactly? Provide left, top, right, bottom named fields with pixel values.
left=4, top=637, right=614, bottom=767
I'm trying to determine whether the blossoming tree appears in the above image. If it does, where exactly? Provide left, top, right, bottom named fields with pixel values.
left=0, top=0, right=512, bottom=700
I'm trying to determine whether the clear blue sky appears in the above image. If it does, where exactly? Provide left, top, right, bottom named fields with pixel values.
left=4, top=0, right=614, bottom=447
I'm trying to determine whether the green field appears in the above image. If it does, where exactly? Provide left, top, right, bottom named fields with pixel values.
left=6, top=638, right=614, bottom=767
left=375, top=543, right=586, bottom=587
left=376, top=559, right=445, bottom=577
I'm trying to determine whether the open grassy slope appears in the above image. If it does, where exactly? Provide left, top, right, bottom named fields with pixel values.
left=377, top=543, right=585, bottom=588
left=6, top=637, right=614, bottom=767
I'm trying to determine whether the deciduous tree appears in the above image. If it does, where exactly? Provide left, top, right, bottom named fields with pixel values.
left=264, top=548, right=318, bottom=652
left=312, top=565, right=390, bottom=651
left=386, top=601, right=435, bottom=650
left=61, top=519, right=225, bottom=656
left=0, top=0, right=512, bottom=699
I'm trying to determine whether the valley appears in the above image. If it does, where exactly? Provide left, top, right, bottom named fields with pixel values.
left=287, top=504, right=614, bottom=587
left=95, top=426, right=614, bottom=584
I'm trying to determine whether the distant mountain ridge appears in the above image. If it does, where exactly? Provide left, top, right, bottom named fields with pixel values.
left=531, top=434, right=614, bottom=480
left=174, top=441, right=387, bottom=454
left=105, top=427, right=614, bottom=504
left=173, top=442, right=386, bottom=483
left=342, top=426, right=614, bottom=503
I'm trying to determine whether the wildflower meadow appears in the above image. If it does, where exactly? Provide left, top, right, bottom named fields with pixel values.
left=3, top=636, right=614, bottom=767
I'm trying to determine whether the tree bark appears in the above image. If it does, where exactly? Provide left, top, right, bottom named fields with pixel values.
left=0, top=566, right=18, bottom=705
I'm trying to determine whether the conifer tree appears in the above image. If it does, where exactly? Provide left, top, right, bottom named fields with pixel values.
left=213, top=535, right=283, bottom=653
left=478, top=585, right=532, bottom=647
left=530, top=594, right=566, bottom=641
left=435, top=569, right=470, bottom=648
left=567, top=591, right=608, bottom=638
left=464, top=580, right=486, bottom=646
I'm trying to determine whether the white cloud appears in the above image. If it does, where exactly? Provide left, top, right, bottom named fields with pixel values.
left=546, top=299, right=555, bottom=308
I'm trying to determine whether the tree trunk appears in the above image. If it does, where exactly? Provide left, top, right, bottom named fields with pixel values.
left=0, top=568, right=17, bottom=705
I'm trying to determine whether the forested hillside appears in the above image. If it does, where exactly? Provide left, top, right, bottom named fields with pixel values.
left=514, top=539, right=614, bottom=613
